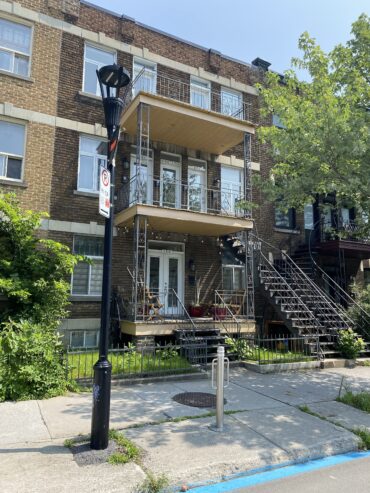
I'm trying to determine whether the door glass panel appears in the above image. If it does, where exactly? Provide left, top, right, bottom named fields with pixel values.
left=168, top=258, right=178, bottom=308
left=221, top=166, right=243, bottom=214
left=341, top=208, right=350, bottom=226
left=162, top=168, right=177, bottom=207
left=304, top=204, right=314, bottom=230
left=149, top=256, right=160, bottom=293
left=188, top=165, right=206, bottom=212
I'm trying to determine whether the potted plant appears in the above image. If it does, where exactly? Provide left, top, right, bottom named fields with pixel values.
left=212, top=303, right=227, bottom=320
left=189, top=277, right=204, bottom=317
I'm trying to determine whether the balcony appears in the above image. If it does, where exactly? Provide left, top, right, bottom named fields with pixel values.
left=120, top=72, right=256, bottom=155
left=318, top=219, right=370, bottom=258
left=115, top=173, right=253, bottom=236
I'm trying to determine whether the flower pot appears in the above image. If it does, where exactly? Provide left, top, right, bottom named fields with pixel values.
left=189, top=305, right=204, bottom=317
left=212, top=306, right=227, bottom=320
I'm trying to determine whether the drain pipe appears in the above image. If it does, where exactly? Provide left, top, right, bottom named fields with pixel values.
left=211, top=346, right=229, bottom=431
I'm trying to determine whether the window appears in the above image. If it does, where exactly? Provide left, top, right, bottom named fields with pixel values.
left=0, top=18, right=31, bottom=77
left=221, top=166, right=243, bottom=215
left=78, top=136, right=107, bottom=192
left=221, top=88, right=243, bottom=119
left=188, top=159, right=207, bottom=212
left=130, top=148, right=154, bottom=205
left=272, top=114, right=284, bottom=128
left=0, top=120, right=25, bottom=181
left=71, top=236, right=104, bottom=296
left=133, top=58, right=156, bottom=95
left=160, top=153, right=182, bottom=209
left=275, top=205, right=296, bottom=229
left=83, top=44, right=115, bottom=95
left=190, top=77, right=210, bottom=110
left=70, top=330, right=99, bottom=349
left=223, top=265, right=245, bottom=290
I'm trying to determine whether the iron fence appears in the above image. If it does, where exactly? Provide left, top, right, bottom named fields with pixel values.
left=226, top=334, right=319, bottom=365
left=65, top=343, right=202, bottom=382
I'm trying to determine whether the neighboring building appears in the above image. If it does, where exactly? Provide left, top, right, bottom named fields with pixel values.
left=1, top=0, right=369, bottom=352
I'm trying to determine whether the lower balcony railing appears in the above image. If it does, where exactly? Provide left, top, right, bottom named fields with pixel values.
left=320, top=219, right=370, bottom=244
left=116, top=173, right=247, bottom=218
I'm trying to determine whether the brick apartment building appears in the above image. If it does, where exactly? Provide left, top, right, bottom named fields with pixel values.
left=1, top=0, right=369, bottom=352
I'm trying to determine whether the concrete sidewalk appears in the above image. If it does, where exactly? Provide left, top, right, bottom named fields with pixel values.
left=1, top=366, right=370, bottom=492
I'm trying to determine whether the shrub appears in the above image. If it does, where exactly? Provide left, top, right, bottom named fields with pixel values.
left=348, top=284, right=370, bottom=338
left=0, top=320, right=68, bottom=401
left=337, top=329, right=365, bottom=359
left=225, top=336, right=253, bottom=360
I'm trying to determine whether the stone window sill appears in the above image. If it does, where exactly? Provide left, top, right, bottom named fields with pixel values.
left=0, top=69, right=34, bottom=83
left=78, top=90, right=102, bottom=102
left=0, top=178, right=28, bottom=188
left=73, top=189, right=99, bottom=198
left=274, top=227, right=301, bottom=235
left=70, top=295, right=101, bottom=302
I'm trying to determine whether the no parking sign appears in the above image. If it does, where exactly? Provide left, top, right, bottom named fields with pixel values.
left=99, top=166, right=111, bottom=218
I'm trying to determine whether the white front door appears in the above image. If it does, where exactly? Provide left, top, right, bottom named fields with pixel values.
left=188, top=161, right=207, bottom=212
left=147, top=249, right=184, bottom=315
left=160, top=154, right=182, bottom=208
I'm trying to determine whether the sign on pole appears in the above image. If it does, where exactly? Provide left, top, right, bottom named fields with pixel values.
left=99, top=166, right=111, bottom=218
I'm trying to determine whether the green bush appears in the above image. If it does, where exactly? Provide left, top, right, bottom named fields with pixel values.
left=348, top=284, right=370, bottom=338
left=0, top=320, right=68, bottom=401
left=225, top=336, right=253, bottom=360
left=337, top=329, right=365, bottom=359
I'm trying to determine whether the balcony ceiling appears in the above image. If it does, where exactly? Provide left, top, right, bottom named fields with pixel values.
left=120, top=93, right=255, bottom=155
left=115, top=204, right=253, bottom=236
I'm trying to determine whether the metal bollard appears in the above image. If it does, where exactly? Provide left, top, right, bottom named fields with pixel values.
left=211, top=346, right=229, bottom=432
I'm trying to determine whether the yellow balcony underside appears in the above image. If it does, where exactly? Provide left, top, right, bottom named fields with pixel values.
left=121, top=93, right=255, bottom=154
left=115, top=204, right=253, bottom=236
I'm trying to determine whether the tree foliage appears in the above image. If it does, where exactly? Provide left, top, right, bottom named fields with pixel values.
left=256, top=14, right=370, bottom=224
left=0, top=194, right=81, bottom=401
left=0, top=193, right=80, bottom=326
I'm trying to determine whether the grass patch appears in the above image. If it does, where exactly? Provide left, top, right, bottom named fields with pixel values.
left=353, top=428, right=370, bottom=450
left=108, top=429, right=140, bottom=465
left=138, top=471, right=169, bottom=493
left=337, top=391, right=370, bottom=414
left=67, top=350, right=193, bottom=380
left=63, top=438, right=74, bottom=448
left=247, top=348, right=311, bottom=364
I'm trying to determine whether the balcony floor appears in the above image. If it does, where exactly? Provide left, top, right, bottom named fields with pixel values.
left=115, top=203, right=253, bottom=236
left=121, top=93, right=255, bottom=154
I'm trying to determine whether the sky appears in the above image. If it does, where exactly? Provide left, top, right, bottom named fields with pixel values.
left=87, top=0, right=369, bottom=74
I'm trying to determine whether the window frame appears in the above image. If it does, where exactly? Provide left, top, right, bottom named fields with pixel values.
left=71, top=236, right=104, bottom=297
left=220, top=87, right=243, bottom=119
left=132, top=57, right=157, bottom=96
left=82, top=42, right=116, bottom=96
left=222, top=265, right=245, bottom=291
left=77, top=135, right=108, bottom=193
left=274, top=204, right=296, bottom=230
left=0, top=16, right=33, bottom=78
left=69, top=330, right=99, bottom=349
left=220, top=165, right=244, bottom=216
left=190, top=76, right=211, bottom=110
left=0, top=119, right=26, bottom=182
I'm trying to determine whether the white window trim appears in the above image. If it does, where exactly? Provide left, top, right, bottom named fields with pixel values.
left=187, top=158, right=207, bottom=213
left=69, top=330, right=100, bottom=349
left=221, top=165, right=244, bottom=216
left=190, top=76, right=211, bottom=110
left=82, top=42, right=117, bottom=96
left=71, top=236, right=104, bottom=297
left=132, top=56, right=157, bottom=96
left=0, top=119, right=26, bottom=182
left=77, top=135, right=107, bottom=193
left=220, top=86, right=243, bottom=119
left=222, top=264, right=245, bottom=290
left=0, top=16, right=33, bottom=78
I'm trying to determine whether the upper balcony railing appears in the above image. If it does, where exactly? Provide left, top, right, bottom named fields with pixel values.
left=320, top=218, right=370, bottom=244
left=123, top=69, right=253, bottom=123
left=116, top=172, right=247, bottom=218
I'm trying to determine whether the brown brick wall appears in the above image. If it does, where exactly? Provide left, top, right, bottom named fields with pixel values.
left=0, top=22, right=61, bottom=116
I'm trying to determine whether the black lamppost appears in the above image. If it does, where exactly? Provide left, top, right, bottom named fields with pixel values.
left=91, top=64, right=130, bottom=450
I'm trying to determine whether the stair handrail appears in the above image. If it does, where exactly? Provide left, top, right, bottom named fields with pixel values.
left=170, top=288, right=198, bottom=334
left=250, top=232, right=353, bottom=329
left=308, top=221, right=370, bottom=336
left=214, top=289, right=241, bottom=337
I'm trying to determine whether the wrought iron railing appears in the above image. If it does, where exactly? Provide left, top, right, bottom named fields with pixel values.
left=116, top=172, right=246, bottom=217
left=319, top=217, right=370, bottom=244
left=124, top=70, right=253, bottom=122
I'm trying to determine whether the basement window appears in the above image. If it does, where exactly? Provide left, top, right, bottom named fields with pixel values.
left=70, top=330, right=99, bottom=349
left=0, top=18, right=31, bottom=77
left=0, top=120, right=25, bottom=181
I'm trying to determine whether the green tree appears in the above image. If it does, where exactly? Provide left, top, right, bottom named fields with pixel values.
left=0, top=193, right=80, bottom=326
left=256, top=14, right=370, bottom=227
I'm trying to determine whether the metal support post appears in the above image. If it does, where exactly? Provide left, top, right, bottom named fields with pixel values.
left=211, top=346, right=229, bottom=432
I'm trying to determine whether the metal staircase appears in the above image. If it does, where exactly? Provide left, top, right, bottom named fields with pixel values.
left=225, top=233, right=370, bottom=358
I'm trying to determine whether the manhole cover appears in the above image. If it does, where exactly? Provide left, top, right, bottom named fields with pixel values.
left=172, top=392, right=226, bottom=408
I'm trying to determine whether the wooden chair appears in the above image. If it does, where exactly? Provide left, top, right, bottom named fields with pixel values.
left=145, top=288, right=165, bottom=321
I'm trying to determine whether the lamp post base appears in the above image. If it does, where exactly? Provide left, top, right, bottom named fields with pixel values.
left=90, top=359, right=112, bottom=450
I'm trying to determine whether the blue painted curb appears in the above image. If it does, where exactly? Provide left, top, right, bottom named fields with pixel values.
left=188, top=451, right=370, bottom=493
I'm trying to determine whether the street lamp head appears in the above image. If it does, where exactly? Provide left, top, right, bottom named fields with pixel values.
left=98, top=64, right=130, bottom=89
